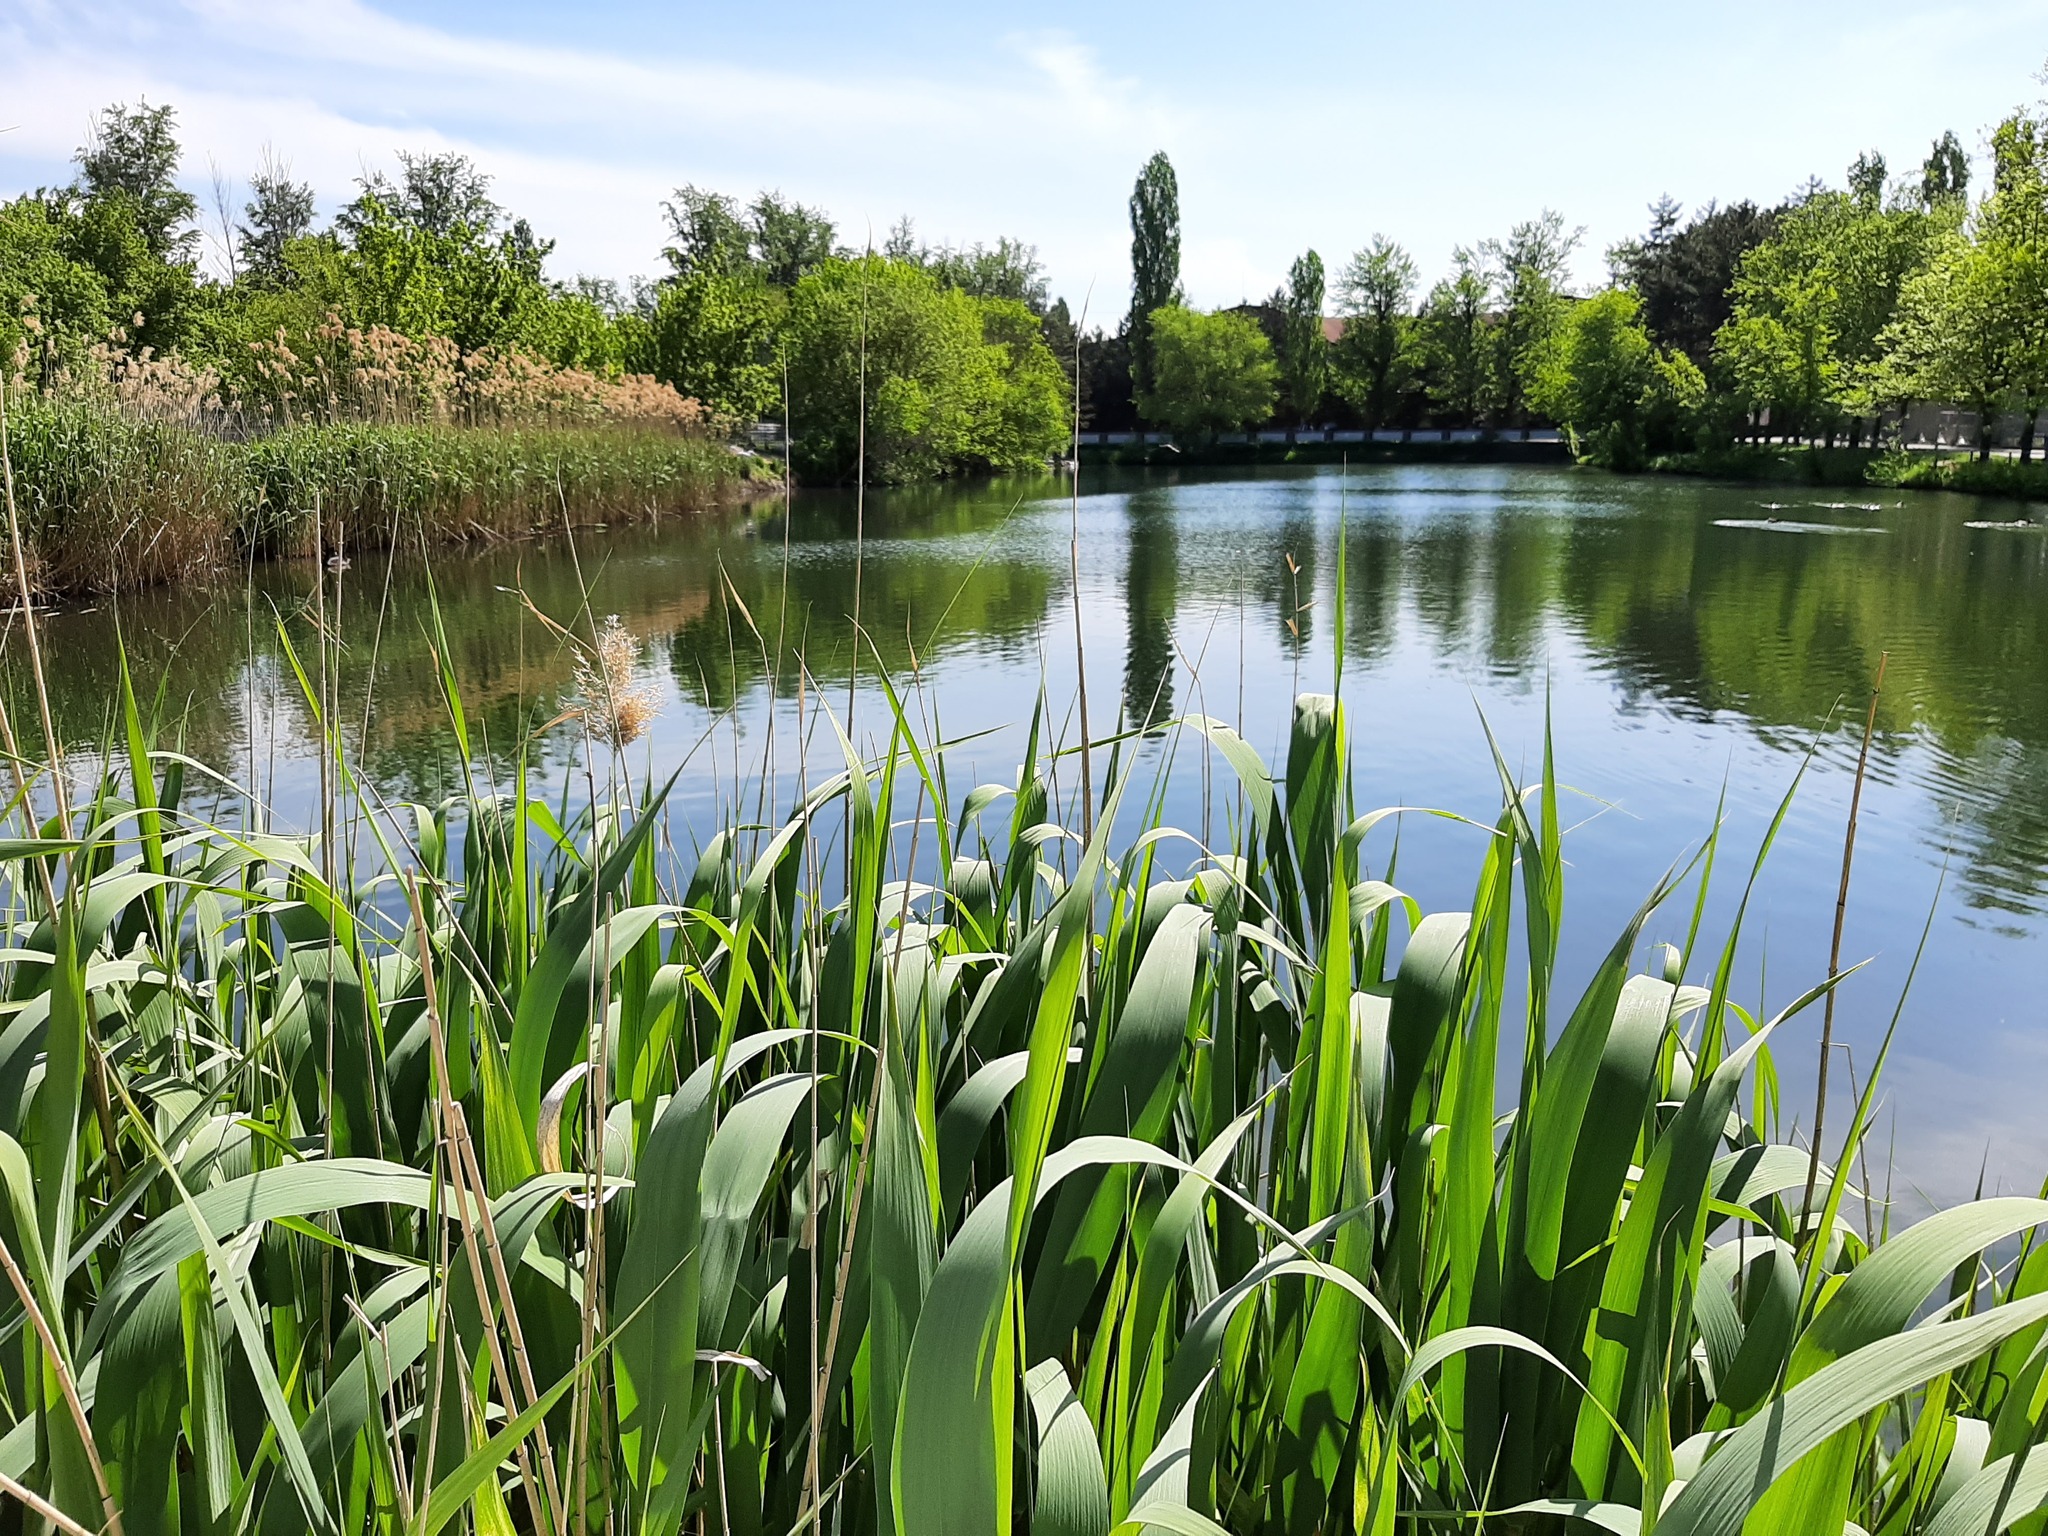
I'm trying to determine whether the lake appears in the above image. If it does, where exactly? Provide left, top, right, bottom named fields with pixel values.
left=24, top=462, right=2048, bottom=1207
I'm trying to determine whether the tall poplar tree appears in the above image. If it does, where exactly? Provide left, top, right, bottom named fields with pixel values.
left=1281, top=249, right=1328, bottom=424
left=1128, top=151, right=1183, bottom=402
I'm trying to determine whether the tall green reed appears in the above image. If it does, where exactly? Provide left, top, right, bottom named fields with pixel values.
left=0, top=385, right=762, bottom=595
left=0, top=619, right=2043, bottom=1535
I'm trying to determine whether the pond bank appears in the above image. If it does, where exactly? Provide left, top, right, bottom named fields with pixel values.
left=1077, top=436, right=1572, bottom=469
left=1651, top=444, right=2048, bottom=506
left=2, top=395, right=779, bottom=596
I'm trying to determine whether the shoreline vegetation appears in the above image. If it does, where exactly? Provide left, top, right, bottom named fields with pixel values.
left=1076, top=435, right=2048, bottom=505
left=3, top=387, right=776, bottom=595
left=1649, top=442, right=2048, bottom=502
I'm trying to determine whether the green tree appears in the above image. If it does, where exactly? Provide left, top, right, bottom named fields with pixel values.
left=1332, top=235, right=1418, bottom=427
left=1136, top=305, right=1276, bottom=440
left=1528, top=287, right=1705, bottom=467
left=748, top=191, right=837, bottom=287
left=1280, top=249, right=1327, bottom=424
left=922, top=237, right=1049, bottom=310
left=0, top=186, right=200, bottom=364
left=1878, top=115, right=2048, bottom=460
left=340, top=152, right=500, bottom=240
left=1715, top=276, right=1837, bottom=440
left=75, top=100, right=197, bottom=262
left=0, top=195, right=115, bottom=379
left=1416, top=249, right=1490, bottom=425
left=662, top=186, right=837, bottom=288
left=1922, top=129, right=1971, bottom=210
left=1482, top=209, right=1581, bottom=425
left=782, top=255, right=1068, bottom=481
left=623, top=271, right=781, bottom=422
left=1610, top=196, right=1779, bottom=365
left=1876, top=233, right=2019, bottom=459
left=327, top=196, right=553, bottom=353
left=662, top=186, right=755, bottom=279
left=1127, top=152, right=1183, bottom=399
left=1715, top=178, right=1942, bottom=440
left=237, top=152, right=316, bottom=285
left=1982, top=111, right=2048, bottom=458
left=1848, top=149, right=1888, bottom=211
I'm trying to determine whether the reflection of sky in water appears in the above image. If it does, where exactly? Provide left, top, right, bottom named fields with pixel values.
left=22, top=463, right=2048, bottom=1207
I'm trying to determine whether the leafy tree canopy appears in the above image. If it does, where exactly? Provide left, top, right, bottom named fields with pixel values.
left=1280, top=249, right=1327, bottom=424
left=1529, top=286, right=1705, bottom=467
left=661, top=185, right=838, bottom=286
left=783, top=255, right=1069, bottom=481
left=1332, top=235, right=1418, bottom=427
left=1136, top=304, right=1277, bottom=439
left=75, top=100, right=198, bottom=262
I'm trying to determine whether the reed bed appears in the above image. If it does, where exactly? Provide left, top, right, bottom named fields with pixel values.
left=0, top=557, right=2045, bottom=1536
left=0, top=388, right=764, bottom=595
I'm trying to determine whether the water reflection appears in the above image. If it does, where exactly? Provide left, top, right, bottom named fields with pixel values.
left=12, top=464, right=2048, bottom=1198
left=16, top=466, right=2048, bottom=919
left=1123, top=490, right=1178, bottom=732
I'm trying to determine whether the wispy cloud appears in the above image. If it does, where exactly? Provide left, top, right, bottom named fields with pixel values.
left=0, top=0, right=1181, bottom=298
left=3, top=0, right=2044, bottom=307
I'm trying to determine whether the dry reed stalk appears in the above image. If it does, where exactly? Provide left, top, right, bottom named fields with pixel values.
left=402, top=874, right=562, bottom=1534
left=0, top=1237, right=123, bottom=1536
left=1802, top=650, right=1889, bottom=1233
left=0, top=1469, right=100, bottom=1536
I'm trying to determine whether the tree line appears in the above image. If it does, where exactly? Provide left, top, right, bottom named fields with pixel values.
left=0, top=103, right=1069, bottom=482
left=5, top=94, right=2044, bottom=482
left=1101, top=110, right=2043, bottom=467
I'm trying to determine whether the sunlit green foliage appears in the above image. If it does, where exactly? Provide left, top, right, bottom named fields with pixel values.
left=783, top=254, right=1070, bottom=482
left=1529, top=288, right=1706, bottom=467
left=622, top=270, right=784, bottom=425
left=1279, top=249, right=1328, bottom=424
left=1331, top=236, right=1419, bottom=429
left=1875, top=111, right=2048, bottom=460
left=1715, top=187, right=1947, bottom=438
left=1137, top=305, right=1278, bottom=440
left=1415, top=250, right=1492, bottom=427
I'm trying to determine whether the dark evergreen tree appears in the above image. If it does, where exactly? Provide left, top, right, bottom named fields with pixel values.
left=1612, top=198, right=1780, bottom=365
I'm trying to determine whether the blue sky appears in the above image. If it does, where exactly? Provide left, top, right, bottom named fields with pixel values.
left=3, top=0, right=2041, bottom=310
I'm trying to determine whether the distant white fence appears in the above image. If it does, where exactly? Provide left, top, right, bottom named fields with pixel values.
left=1075, top=427, right=1564, bottom=447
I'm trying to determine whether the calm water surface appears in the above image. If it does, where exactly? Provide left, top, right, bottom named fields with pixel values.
left=24, top=464, right=2048, bottom=1206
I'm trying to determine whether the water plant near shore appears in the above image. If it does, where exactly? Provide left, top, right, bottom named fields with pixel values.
left=0, top=387, right=764, bottom=594
left=1, top=590, right=2046, bottom=1536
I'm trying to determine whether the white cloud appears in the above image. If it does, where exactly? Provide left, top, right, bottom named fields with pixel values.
left=0, top=0, right=1187, bottom=303
left=5, top=0, right=2047, bottom=310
